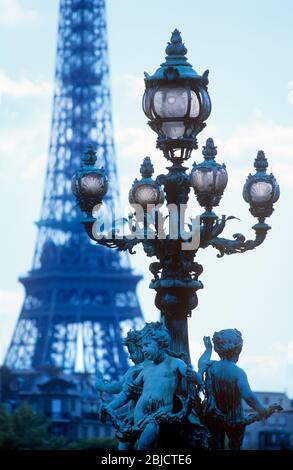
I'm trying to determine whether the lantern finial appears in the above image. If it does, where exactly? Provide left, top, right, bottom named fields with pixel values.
left=165, top=29, right=188, bottom=57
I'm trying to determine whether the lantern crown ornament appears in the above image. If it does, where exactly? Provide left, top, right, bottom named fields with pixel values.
left=143, top=29, right=211, bottom=162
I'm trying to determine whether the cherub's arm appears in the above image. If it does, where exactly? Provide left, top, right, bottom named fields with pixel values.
left=198, top=336, right=213, bottom=378
left=106, top=390, right=130, bottom=411
left=177, top=358, right=188, bottom=377
left=96, top=369, right=124, bottom=394
left=177, top=359, right=203, bottom=388
left=107, top=370, right=144, bottom=411
left=96, top=378, right=123, bottom=394
left=238, top=369, right=267, bottom=414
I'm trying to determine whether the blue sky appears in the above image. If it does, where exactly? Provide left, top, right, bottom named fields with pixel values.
left=0, top=0, right=293, bottom=395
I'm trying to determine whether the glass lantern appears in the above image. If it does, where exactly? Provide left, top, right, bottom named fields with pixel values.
left=243, top=150, right=280, bottom=218
left=142, top=29, right=211, bottom=160
left=129, top=157, right=164, bottom=211
left=190, top=138, right=228, bottom=209
left=71, top=146, right=108, bottom=216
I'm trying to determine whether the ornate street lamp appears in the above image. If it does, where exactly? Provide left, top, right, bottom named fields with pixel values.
left=143, top=28, right=211, bottom=161
left=72, top=30, right=279, bottom=362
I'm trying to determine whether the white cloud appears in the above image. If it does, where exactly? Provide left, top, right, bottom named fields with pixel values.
left=0, top=290, right=22, bottom=363
left=220, top=121, right=293, bottom=162
left=113, top=117, right=293, bottom=219
left=0, top=109, right=50, bottom=180
left=115, top=127, right=166, bottom=209
left=115, top=118, right=293, bottom=189
left=214, top=120, right=293, bottom=187
left=21, top=153, right=47, bottom=180
left=240, top=342, right=293, bottom=395
left=116, top=127, right=160, bottom=159
left=0, top=290, right=22, bottom=313
left=0, top=70, right=52, bottom=99
left=272, top=341, right=293, bottom=366
left=288, top=80, right=293, bottom=105
left=0, top=0, right=39, bottom=27
left=121, top=74, right=145, bottom=101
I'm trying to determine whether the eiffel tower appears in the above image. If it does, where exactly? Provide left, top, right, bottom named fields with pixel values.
left=4, top=0, right=143, bottom=381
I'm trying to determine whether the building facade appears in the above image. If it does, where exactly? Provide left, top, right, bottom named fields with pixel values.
left=243, top=391, right=293, bottom=450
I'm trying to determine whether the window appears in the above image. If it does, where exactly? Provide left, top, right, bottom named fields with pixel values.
left=51, top=399, right=62, bottom=419
left=115, top=291, right=138, bottom=307
left=278, top=416, right=286, bottom=426
left=82, top=426, right=88, bottom=438
left=269, top=416, right=276, bottom=426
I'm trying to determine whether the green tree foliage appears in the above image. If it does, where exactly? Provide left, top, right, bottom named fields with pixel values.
left=66, top=436, right=117, bottom=450
left=0, top=403, right=65, bottom=450
left=0, top=402, right=117, bottom=450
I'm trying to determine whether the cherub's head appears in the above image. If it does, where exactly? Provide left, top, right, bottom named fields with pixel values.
left=140, top=322, right=170, bottom=362
left=212, top=329, right=243, bottom=362
left=124, top=329, right=143, bottom=364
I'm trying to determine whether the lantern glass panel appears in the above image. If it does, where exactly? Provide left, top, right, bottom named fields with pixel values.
left=192, top=169, right=214, bottom=192
left=199, top=88, right=212, bottom=120
left=161, top=122, right=185, bottom=139
left=272, top=183, right=280, bottom=203
left=154, top=85, right=188, bottom=118
left=190, top=90, right=200, bottom=118
left=142, top=89, right=152, bottom=119
left=215, top=168, right=228, bottom=191
left=250, top=181, right=273, bottom=203
left=133, top=184, right=161, bottom=207
left=80, top=173, right=105, bottom=197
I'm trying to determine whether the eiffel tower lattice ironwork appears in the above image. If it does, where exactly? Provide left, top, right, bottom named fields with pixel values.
left=5, top=0, right=143, bottom=379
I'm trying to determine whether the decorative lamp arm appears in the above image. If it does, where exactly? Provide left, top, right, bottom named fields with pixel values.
left=98, top=236, right=143, bottom=254
left=208, top=221, right=271, bottom=258
left=80, top=216, right=145, bottom=254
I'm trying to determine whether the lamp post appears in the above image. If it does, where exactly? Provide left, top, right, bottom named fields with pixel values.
left=72, top=30, right=279, bottom=362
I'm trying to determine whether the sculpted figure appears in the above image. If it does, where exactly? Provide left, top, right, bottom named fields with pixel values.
left=203, top=329, right=282, bottom=450
left=96, top=329, right=144, bottom=395
left=101, top=322, right=209, bottom=450
left=97, top=328, right=148, bottom=450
